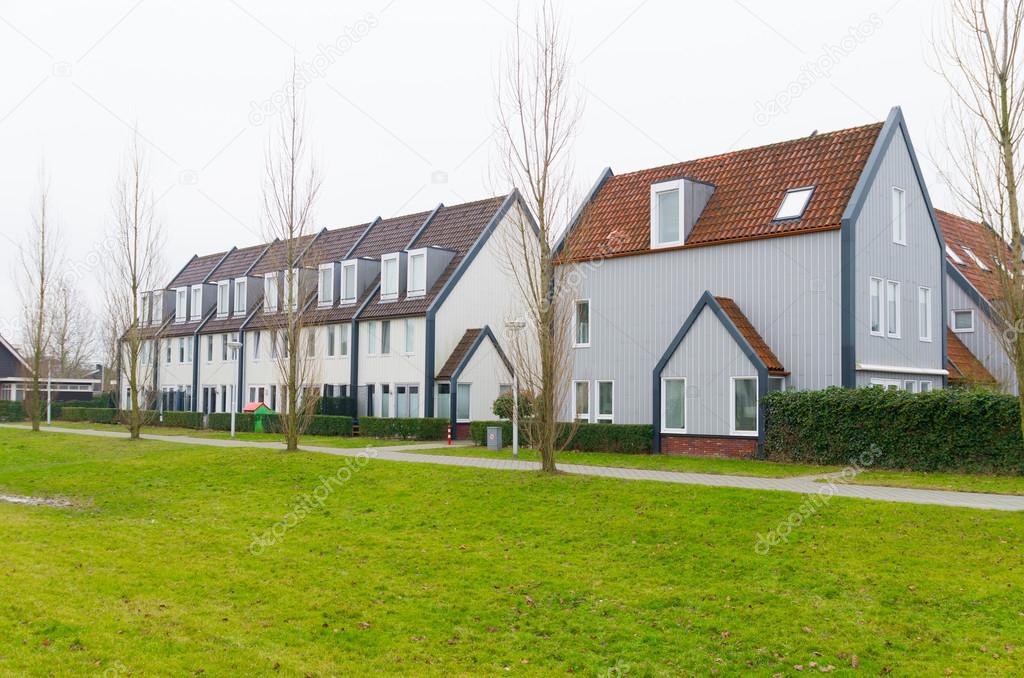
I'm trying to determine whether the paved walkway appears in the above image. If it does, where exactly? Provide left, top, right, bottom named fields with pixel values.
left=5, top=424, right=1024, bottom=512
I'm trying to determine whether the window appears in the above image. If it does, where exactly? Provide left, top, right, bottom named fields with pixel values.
left=178, top=337, right=186, bottom=363
left=190, top=286, right=203, bottom=321
left=891, top=187, right=906, bottom=245
left=140, top=294, right=150, bottom=324
left=768, top=377, right=785, bottom=393
left=327, top=324, right=336, bottom=357
left=380, top=384, right=391, bottom=417
left=731, top=377, right=758, bottom=435
left=234, top=279, right=247, bottom=316
left=918, top=287, right=932, bottom=342
left=217, top=281, right=230, bottom=317
left=886, top=280, right=901, bottom=338
left=368, top=322, right=378, bottom=355
left=175, top=288, right=188, bottom=322
left=381, top=320, right=391, bottom=354
left=653, top=187, right=680, bottom=246
left=456, top=383, right=471, bottom=421
left=287, top=268, right=300, bottom=309
left=318, top=264, right=334, bottom=306
left=946, top=245, right=966, bottom=265
left=902, top=380, right=919, bottom=393
left=919, top=381, right=933, bottom=393
left=408, top=251, right=426, bottom=297
left=869, top=277, right=883, bottom=336
left=381, top=254, right=399, bottom=300
left=187, top=337, right=194, bottom=363
left=774, top=186, right=815, bottom=221
left=498, top=383, right=512, bottom=397
left=404, top=318, right=415, bottom=353
left=573, top=381, right=590, bottom=422
left=661, top=378, right=686, bottom=433
left=341, top=262, right=357, bottom=303
left=264, top=272, right=278, bottom=312
left=221, top=334, right=228, bottom=361
left=871, top=378, right=900, bottom=390
left=962, top=247, right=991, bottom=271
left=340, top=323, right=350, bottom=357
left=596, top=381, right=614, bottom=423
left=252, top=331, right=262, bottom=360
left=396, top=384, right=419, bottom=417
left=206, top=335, right=213, bottom=362
left=165, top=341, right=171, bottom=364
left=306, top=328, right=315, bottom=357
left=436, top=383, right=451, bottom=419
left=574, top=300, right=590, bottom=347
left=952, top=309, right=975, bottom=333
left=229, top=333, right=239, bottom=359
left=270, top=331, right=278, bottom=359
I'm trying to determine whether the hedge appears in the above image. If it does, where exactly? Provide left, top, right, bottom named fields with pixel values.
left=306, top=415, right=353, bottom=436
left=360, top=417, right=448, bottom=440
left=158, top=411, right=204, bottom=429
left=208, top=412, right=258, bottom=432
left=62, top=393, right=115, bottom=409
left=61, top=408, right=118, bottom=424
left=763, top=387, right=1024, bottom=474
left=470, top=420, right=652, bottom=453
left=0, top=401, right=25, bottom=421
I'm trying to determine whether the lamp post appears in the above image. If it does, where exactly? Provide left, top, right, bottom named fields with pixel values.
left=504, top=320, right=527, bottom=460
left=46, top=362, right=52, bottom=425
left=227, top=339, right=243, bottom=438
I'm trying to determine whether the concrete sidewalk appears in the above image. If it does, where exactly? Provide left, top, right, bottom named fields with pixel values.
left=5, top=424, right=1024, bottom=512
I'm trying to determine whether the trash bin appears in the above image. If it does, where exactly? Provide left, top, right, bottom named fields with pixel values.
left=486, top=426, right=503, bottom=450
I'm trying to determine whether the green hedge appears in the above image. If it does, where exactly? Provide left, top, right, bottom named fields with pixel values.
left=306, top=415, right=353, bottom=436
left=764, top=387, right=1024, bottom=473
left=360, top=417, right=448, bottom=440
left=469, top=420, right=652, bottom=453
left=158, top=411, right=203, bottom=429
left=62, top=393, right=115, bottom=409
left=207, top=412, right=258, bottom=432
left=61, top=408, right=118, bottom=424
left=0, top=401, right=25, bottom=421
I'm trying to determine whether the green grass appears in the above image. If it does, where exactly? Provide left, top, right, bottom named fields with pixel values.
left=1, top=429, right=1022, bottom=676
left=407, top=445, right=836, bottom=477
left=839, top=469, right=1024, bottom=496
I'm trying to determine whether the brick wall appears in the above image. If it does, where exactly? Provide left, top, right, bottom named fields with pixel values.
left=454, top=422, right=471, bottom=440
left=660, top=434, right=757, bottom=459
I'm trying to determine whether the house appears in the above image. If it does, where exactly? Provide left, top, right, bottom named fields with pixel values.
left=556, top=106, right=947, bottom=456
left=935, top=209, right=1012, bottom=391
left=121, top=192, right=536, bottom=438
left=0, top=335, right=103, bottom=402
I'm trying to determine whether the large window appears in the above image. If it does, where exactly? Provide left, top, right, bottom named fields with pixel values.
left=264, top=272, right=278, bottom=312
left=396, top=384, right=419, bottom=417
left=318, top=264, right=334, bottom=306
left=869, top=277, right=883, bottom=336
left=341, top=262, right=357, bottom=303
left=952, top=309, right=975, bottom=333
left=573, top=381, right=590, bottom=422
left=190, top=286, right=203, bottom=321
left=886, top=280, right=901, bottom=338
left=380, top=384, right=390, bottom=417
left=408, top=251, right=426, bottom=297
left=661, top=378, right=686, bottom=433
left=918, top=287, right=932, bottom=342
left=234, top=279, right=247, bottom=316
left=731, top=377, right=758, bottom=435
left=404, top=318, right=415, bottom=353
left=574, top=300, right=590, bottom=347
left=456, top=383, right=471, bottom=422
left=381, top=254, right=399, bottom=300
left=217, top=281, right=230, bottom=317
left=436, top=383, right=451, bottom=419
left=654, top=188, right=680, bottom=246
left=891, top=187, right=906, bottom=245
left=596, top=381, right=614, bottom=423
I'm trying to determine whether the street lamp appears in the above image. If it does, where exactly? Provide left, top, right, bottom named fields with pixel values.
left=504, top=319, right=527, bottom=460
left=46, top=361, right=52, bottom=425
left=227, top=339, right=243, bottom=438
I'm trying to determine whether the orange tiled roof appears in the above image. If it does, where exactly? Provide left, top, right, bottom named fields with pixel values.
left=946, top=329, right=997, bottom=385
left=715, top=296, right=788, bottom=376
left=935, top=209, right=1009, bottom=302
left=561, top=121, right=884, bottom=262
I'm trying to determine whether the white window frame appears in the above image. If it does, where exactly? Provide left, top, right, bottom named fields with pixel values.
left=152, top=291, right=163, bottom=324
left=951, top=309, right=975, bottom=333
left=596, top=380, right=614, bottom=423
left=233, top=279, right=247, bottom=316
left=381, top=320, right=391, bottom=354
left=869, top=277, right=883, bottom=337
left=175, top=287, right=188, bottom=323
left=773, top=185, right=815, bottom=221
left=264, top=272, right=278, bottom=313
left=919, top=381, right=933, bottom=393
left=340, top=323, right=350, bottom=357
left=404, top=318, right=415, bottom=354
left=650, top=179, right=684, bottom=249
left=318, top=263, right=334, bottom=306
left=961, top=246, right=991, bottom=271
left=573, top=299, right=590, bottom=347
left=252, top=330, right=262, bottom=361
left=891, top=186, right=906, bottom=245
left=870, top=378, right=902, bottom=391
left=456, top=382, right=471, bottom=422
left=660, top=378, right=687, bottom=434
left=572, top=380, right=590, bottom=422
left=885, top=280, right=901, bottom=339
left=367, top=321, right=378, bottom=356
left=381, top=253, right=400, bottom=301
left=216, top=281, right=230, bottom=318
left=902, top=379, right=918, bottom=393
left=918, top=286, right=932, bottom=342
left=287, top=268, right=300, bottom=310
left=946, top=245, right=966, bottom=265
left=327, top=324, right=336, bottom=358
left=340, top=261, right=357, bottom=304
left=140, top=293, right=150, bottom=324
left=190, top=285, right=203, bottom=321
left=730, top=376, right=759, bottom=436
left=407, top=249, right=427, bottom=298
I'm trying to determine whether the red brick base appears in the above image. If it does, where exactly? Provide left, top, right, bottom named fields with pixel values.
left=660, top=434, right=758, bottom=459
left=454, top=423, right=471, bottom=440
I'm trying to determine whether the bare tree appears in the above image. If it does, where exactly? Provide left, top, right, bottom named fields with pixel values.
left=935, top=0, right=1024, bottom=431
left=49, top=280, right=95, bottom=378
left=262, top=66, right=323, bottom=451
left=17, top=167, right=61, bottom=431
left=494, top=1, right=583, bottom=472
left=105, top=132, right=164, bottom=440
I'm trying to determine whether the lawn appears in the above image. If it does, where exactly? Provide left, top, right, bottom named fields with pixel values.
left=840, top=469, right=1024, bottom=496
left=0, top=428, right=1022, bottom=676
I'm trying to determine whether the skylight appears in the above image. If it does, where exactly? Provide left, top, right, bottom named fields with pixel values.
left=945, top=245, right=966, bottom=265
left=961, top=246, right=991, bottom=271
left=774, top=186, right=815, bottom=221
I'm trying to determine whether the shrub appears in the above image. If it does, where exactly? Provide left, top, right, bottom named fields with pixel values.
left=306, top=415, right=353, bottom=436
left=763, top=387, right=1024, bottom=474
left=558, top=423, right=652, bottom=453
left=492, top=393, right=534, bottom=420
left=61, top=408, right=118, bottom=424
left=360, top=417, right=448, bottom=440
left=207, top=412, right=257, bottom=432
left=62, top=393, right=115, bottom=409
left=159, top=411, right=203, bottom=429
left=0, top=401, right=25, bottom=421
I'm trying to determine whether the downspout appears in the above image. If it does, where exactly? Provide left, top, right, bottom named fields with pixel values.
left=840, top=215, right=856, bottom=388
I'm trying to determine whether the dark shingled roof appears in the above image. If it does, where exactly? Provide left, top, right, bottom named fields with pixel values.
left=250, top=234, right=318, bottom=276
left=168, top=251, right=230, bottom=287
left=436, top=328, right=482, bottom=379
left=348, top=210, right=432, bottom=260
left=303, top=222, right=373, bottom=267
left=208, top=243, right=271, bottom=281
left=715, top=296, right=788, bottom=376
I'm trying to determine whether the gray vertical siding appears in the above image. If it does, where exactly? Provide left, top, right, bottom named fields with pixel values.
left=853, top=130, right=944, bottom=374
left=566, top=229, right=841, bottom=424
left=946, top=278, right=1017, bottom=392
left=662, top=306, right=757, bottom=435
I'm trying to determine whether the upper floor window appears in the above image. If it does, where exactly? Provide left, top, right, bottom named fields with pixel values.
left=340, top=323, right=350, bottom=357
left=886, top=280, right=901, bottom=338
left=408, top=251, right=426, bottom=297
left=190, top=285, right=203, bottom=321
left=381, top=320, right=391, bottom=354
left=318, top=264, right=334, bottom=306
left=651, top=185, right=681, bottom=248
left=952, top=309, right=975, bottom=333
left=869, top=277, right=883, bottom=336
left=140, top=293, right=150, bottom=324
left=918, top=287, right=932, bottom=342
left=152, top=291, right=163, bottom=324
left=574, top=300, right=590, bottom=347
left=381, top=254, right=400, bottom=300
left=962, top=247, right=991, bottom=271
left=217, top=281, right=230, bottom=317
left=287, top=268, right=300, bottom=309
left=341, top=261, right=357, bottom=304
left=404, top=318, right=415, bottom=353
left=234, top=279, right=247, bottom=316
left=774, top=186, right=815, bottom=221
left=367, top=322, right=378, bottom=355
left=175, top=288, right=188, bottom=323
left=892, top=187, right=906, bottom=245
left=264, top=272, right=278, bottom=312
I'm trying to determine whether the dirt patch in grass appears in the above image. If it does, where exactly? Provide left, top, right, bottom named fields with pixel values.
left=0, top=494, right=74, bottom=508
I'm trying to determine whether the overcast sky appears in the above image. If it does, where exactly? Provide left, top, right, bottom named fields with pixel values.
left=0, top=0, right=955, bottom=342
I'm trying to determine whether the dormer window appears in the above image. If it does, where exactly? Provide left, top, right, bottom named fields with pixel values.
left=962, top=247, right=991, bottom=271
left=287, top=268, right=300, bottom=309
left=341, top=261, right=357, bottom=304
left=190, top=285, right=203, bottom=321
left=264, top=272, right=279, bottom=312
left=650, top=179, right=682, bottom=248
left=407, top=250, right=426, bottom=297
left=774, top=186, right=815, bottom=221
left=217, top=281, right=230, bottom=317
left=946, top=245, right=966, bottom=265
left=140, top=293, right=150, bottom=325
left=233, top=279, right=247, bottom=316
left=318, top=263, right=334, bottom=306
left=175, top=288, right=187, bottom=323
left=381, top=254, right=400, bottom=300
left=152, top=291, right=163, bottom=324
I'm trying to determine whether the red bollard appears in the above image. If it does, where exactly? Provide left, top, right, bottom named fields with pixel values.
left=447, top=423, right=452, bottom=446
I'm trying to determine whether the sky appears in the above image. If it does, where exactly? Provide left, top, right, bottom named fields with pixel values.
left=0, top=0, right=957, bottom=343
